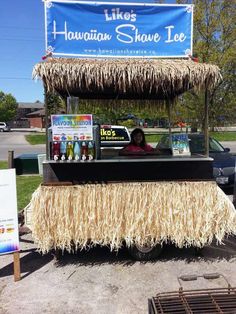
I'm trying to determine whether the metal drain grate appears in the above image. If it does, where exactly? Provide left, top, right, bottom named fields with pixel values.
left=148, top=274, right=236, bottom=314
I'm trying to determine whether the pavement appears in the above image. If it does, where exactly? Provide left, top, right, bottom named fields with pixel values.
left=0, top=131, right=45, bottom=160
left=1, top=231, right=236, bottom=314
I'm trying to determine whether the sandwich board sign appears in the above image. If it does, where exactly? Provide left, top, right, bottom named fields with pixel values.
left=0, top=169, right=21, bottom=281
left=0, top=169, right=20, bottom=255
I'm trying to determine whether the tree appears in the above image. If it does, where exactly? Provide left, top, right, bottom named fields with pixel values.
left=0, top=91, right=18, bottom=121
left=45, top=92, right=65, bottom=116
left=177, top=0, right=236, bottom=129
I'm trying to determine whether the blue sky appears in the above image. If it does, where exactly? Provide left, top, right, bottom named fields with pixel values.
left=0, top=0, right=180, bottom=103
left=0, top=0, right=45, bottom=102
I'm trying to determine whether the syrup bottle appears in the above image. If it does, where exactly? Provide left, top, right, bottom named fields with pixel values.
left=81, top=142, right=88, bottom=161
left=66, top=141, right=74, bottom=161
left=88, top=141, right=94, bottom=161
left=60, top=141, right=67, bottom=161
left=52, top=142, right=60, bottom=161
left=73, top=141, right=80, bottom=161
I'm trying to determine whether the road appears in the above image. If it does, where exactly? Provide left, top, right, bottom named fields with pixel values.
left=223, top=141, right=236, bottom=153
left=0, top=131, right=45, bottom=160
left=1, top=132, right=236, bottom=161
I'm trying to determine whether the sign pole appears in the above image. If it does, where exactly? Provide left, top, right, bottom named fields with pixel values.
left=13, top=252, right=21, bottom=281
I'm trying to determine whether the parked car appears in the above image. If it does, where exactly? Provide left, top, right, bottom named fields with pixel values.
left=100, top=125, right=131, bottom=148
left=156, top=133, right=236, bottom=189
left=0, top=122, right=11, bottom=132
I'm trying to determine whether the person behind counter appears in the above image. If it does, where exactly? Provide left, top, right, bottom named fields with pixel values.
left=119, top=128, right=155, bottom=155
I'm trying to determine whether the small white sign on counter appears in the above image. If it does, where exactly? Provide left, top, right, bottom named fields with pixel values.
left=0, top=169, right=20, bottom=255
left=171, top=133, right=191, bottom=156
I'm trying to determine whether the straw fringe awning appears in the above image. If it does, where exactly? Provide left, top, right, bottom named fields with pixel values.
left=33, top=58, right=221, bottom=100
left=26, top=181, right=236, bottom=254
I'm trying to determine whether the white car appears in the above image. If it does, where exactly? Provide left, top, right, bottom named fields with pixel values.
left=0, top=122, right=11, bottom=132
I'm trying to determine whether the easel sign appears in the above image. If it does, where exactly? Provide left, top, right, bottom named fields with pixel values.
left=0, top=169, right=21, bottom=281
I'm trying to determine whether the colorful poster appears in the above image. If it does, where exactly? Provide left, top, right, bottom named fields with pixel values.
left=0, top=169, right=20, bottom=255
left=45, top=1, right=193, bottom=58
left=171, top=133, right=191, bottom=156
left=51, top=114, right=93, bottom=141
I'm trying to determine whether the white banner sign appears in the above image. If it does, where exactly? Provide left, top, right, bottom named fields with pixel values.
left=51, top=114, right=93, bottom=141
left=0, top=169, right=20, bottom=255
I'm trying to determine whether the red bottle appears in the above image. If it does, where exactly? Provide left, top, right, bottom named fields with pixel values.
left=52, top=142, right=60, bottom=160
left=81, top=142, right=88, bottom=160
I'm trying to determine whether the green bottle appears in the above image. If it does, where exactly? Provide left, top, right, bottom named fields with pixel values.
left=66, top=141, right=74, bottom=160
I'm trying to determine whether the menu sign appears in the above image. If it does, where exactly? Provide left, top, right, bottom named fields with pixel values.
left=0, top=169, right=20, bottom=255
left=51, top=114, right=93, bottom=141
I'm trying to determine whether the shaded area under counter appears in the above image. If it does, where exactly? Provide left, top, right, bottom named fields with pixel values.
left=43, top=156, right=213, bottom=184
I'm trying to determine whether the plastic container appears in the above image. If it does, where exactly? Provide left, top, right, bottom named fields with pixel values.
left=38, top=153, right=47, bottom=176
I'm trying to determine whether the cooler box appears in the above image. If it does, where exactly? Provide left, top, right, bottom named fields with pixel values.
left=14, top=154, right=39, bottom=175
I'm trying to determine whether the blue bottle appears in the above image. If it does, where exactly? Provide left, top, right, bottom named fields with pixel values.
left=60, top=141, right=67, bottom=161
left=73, top=141, right=80, bottom=161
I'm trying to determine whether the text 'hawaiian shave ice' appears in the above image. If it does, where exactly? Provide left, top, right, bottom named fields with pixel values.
left=52, top=8, right=186, bottom=44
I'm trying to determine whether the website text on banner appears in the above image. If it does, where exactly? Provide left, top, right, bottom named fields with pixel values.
left=0, top=169, right=20, bottom=255
left=45, top=1, right=193, bottom=58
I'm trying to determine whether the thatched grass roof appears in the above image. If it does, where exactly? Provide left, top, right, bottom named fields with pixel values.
left=33, top=58, right=221, bottom=100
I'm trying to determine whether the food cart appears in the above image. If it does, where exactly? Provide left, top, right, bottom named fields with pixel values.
left=27, top=1, right=236, bottom=260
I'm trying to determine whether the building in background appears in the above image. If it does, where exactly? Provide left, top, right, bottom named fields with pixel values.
left=9, top=101, right=44, bottom=128
left=26, top=108, right=45, bottom=129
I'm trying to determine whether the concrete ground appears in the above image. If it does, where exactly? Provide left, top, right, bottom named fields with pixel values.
left=1, top=231, right=236, bottom=314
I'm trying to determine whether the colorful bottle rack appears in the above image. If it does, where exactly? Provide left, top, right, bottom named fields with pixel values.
left=51, top=140, right=95, bottom=161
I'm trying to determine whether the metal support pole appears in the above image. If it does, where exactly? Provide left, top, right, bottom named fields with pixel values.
left=233, top=160, right=236, bottom=208
left=204, top=87, right=209, bottom=157
left=44, top=88, right=49, bottom=160
left=167, top=100, right=172, bottom=135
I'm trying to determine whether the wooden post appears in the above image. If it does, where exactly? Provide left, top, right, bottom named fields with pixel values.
left=8, top=150, right=14, bottom=169
left=13, top=252, right=21, bottom=282
left=204, top=87, right=209, bottom=157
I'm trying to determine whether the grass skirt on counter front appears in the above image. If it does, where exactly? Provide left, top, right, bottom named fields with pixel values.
left=26, top=181, right=236, bottom=253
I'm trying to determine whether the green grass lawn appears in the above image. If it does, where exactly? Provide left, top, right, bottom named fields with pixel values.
left=0, top=161, right=42, bottom=211
left=0, top=161, right=7, bottom=169
left=145, top=134, right=163, bottom=143
left=25, top=134, right=46, bottom=145
left=210, top=132, right=236, bottom=141
left=16, top=176, right=42, bottom=210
